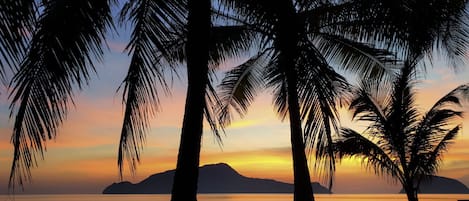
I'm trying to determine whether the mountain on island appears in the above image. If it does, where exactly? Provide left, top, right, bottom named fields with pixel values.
left=399, top=175, right=469, bottom=194
left=103, top=163, right=331, bottom=194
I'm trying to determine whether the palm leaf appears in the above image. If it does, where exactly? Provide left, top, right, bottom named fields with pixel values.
left=8, top=0, right=113, bottom=190
left=436, top=9, right=469, bottom=68
left=384, top=63, right=420, bottom=167
left=299, top=1, right=402, bottom=83
left=410, top=83, right=469, bottom=172
left=312, top=33, right=400, bottom=83
left=294, top=43, right=349, bottom=188
left=208, top=25, right=257, bottom=67
left=0, top=0, right=36, bottom=80
left=417, top=126, right=460, bottom=176
left=263, top=53, right=291, bottom=120
left=117, top=0, right=184, bottom=178
left=219, top=0, right=278, bottom=30
left=297, top=1, right=352, bottom=25
left=205, top=78, right=224, bottom=144
left=430, top=84, right=469, bottom=111
left=345, top=0, right=469, bottom=64
left=409, top=0, right=469, bottom=61
left=217, top=50, right=271, bottom=126
left=120, top=0, right=185, bottom=60
left=348, top=86, right=387, bottom=126
left=409, top=108, right=462, bottom=177
left=334, top=128, right=403, bottom=183
left=314, top=0, right=408, bottom=55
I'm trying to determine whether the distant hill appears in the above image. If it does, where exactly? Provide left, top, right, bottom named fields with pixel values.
left=103, top=163, right=331, bottom=194
left=399, top=176, right=469, bottom=194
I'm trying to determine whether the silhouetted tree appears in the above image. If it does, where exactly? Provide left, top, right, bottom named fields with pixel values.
left=217, top=1, right=397, bottom=200
left=333, top=2, right=469, bottom=200
left=116, top=1, right=253, bottom=201
left=333, top=64, right=469, bottom=201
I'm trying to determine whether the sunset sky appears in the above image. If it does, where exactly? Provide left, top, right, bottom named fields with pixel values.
left=1, top=25, right=469, bottom=194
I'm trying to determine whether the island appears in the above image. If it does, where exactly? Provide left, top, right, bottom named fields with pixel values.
left=399, top=175, right=469, bottom=194
left=103, top=163, right=331, bottom=194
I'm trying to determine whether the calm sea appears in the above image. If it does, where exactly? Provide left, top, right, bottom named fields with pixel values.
left=0, top=194, right=468, bottom=201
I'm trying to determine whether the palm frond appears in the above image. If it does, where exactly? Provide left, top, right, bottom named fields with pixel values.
left=263, top=53, right=290, bottom=120
left=117, top=55, right=170, bottom=178
left=334, top=128, right=403, bottom=183
left=430, top=84, right=469, bottom=111
left=297, top=1, right=351, bottom=26
left=326, top=0, right=468, bottom=64
left=205, top=79, right=224, bottom=145
left=417, top=125, right=460, bottom=176
left=347, top=76, right=401, bottom=167
left=219, top=0, right=278, bottom=30
left=409, top=108, right=462, bottom=177
left=117, top=0, right=184, bottom=178
left=352, top=0, right=469, bottom=63
left=120, top=0, right=185, bottom=59
left=312, top=33, right=400, bottom=83
left=217, top=50, right=270, bottom=126
left=410, top=84, right=469, bottom=173
left=348, top=86, right=387, bottom=126
left=315, top=0, right=408, bottom=55
left=8, top=0, right=113, bottom=190
left=436, top=7, right=469, bottom=68
left=0, top=0, right=36, bottom=80
left=271, top=79, right=288, bottom=120
left=412, top=0, right=469, bottom=62
left=419, top=109, right=463, bottom=138
left=385, top=63, right=420, bottom=166
left=208, top=25, right=257, bottom=67
left=293, top=43, right=349, bottom=188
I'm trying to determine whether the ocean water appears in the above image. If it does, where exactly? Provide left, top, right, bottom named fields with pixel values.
left=0, top=194, right=468, bottom=201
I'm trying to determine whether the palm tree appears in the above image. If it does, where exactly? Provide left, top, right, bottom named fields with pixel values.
left=332, top=1, right=469, bottom=200
left=116, top=1, right=253, bottom=201
left=169, top=1, right=212, bottom=200
left=333, top=63, right=469, bottom=201
left=217, top=1, right=397, bottom=200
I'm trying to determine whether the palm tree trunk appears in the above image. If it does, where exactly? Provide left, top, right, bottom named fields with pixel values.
left=287, top=74, right=315, bottom=201
left=277, top=2, right=314, bottom=201
left=404, top=184, right=419, bottom=201
left=170, top=0, right=211, bottom=201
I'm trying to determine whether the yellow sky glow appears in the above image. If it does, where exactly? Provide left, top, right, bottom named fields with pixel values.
left=0, top=58, right=468, bottom=194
